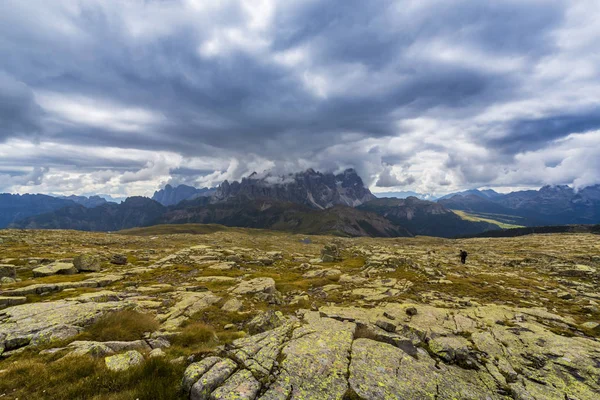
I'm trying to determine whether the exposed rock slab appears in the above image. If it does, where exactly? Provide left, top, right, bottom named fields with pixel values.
left=0, top=300, right=130, bottom=353
left=0, top=274, right=123, bottom=297
left=182, top=303, right=600, bottom=400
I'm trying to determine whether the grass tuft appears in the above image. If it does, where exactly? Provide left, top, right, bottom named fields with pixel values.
left=77, top=310, right=160, bottom=342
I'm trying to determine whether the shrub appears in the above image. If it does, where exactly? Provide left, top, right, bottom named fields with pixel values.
left=172, top=322, right=218, bottom=349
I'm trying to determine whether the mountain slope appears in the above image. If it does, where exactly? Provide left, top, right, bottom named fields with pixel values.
left=162, top=196, right=412, bottom=237
left=152, top=184, right=215, bottom=206
left=12, top=197, right=165, bottom=231
left=0, top=194, right=77, bottom=229
left=358, top=197, right=499, bottom=238
left=213, top=168, right=376, bottom=209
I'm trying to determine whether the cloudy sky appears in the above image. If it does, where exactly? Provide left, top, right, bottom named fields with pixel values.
left=1, top=0, right=599, bottom=197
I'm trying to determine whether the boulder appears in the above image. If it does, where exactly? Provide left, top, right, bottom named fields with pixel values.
left=406, top=307, right=418, bottom=316
left=32, top=262, right=78, bottom=277
left=110, top=254, right=128, bottom=265
left=321, top=244, right=341, bottom=262
left=105, top=350, right=144, bottom=371
left=0, top=277, right=16, bottom=284
left=73, top=254, right=102, bottom=272
left=149, top=348, right=165, bottom=358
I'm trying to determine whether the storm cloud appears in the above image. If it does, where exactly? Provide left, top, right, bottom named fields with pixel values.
left=1, top=0, right=599, bottom=196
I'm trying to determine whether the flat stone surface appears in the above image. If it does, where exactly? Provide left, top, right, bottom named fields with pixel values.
left=181, top=304, right=600, bottom=400
left=32, top=262, right=78, bottom=277
left=231, top=277, right=276, bottom=295
left=0, top=300, right=130, bottom=352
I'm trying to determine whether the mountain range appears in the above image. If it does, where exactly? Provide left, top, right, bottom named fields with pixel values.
left=4, top=169, right=600, bottom=237
left=438, top=185, right=600, bottom=225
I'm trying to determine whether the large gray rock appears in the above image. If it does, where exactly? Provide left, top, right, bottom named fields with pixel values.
left=231, top=277, right=276, bottom=295
left=32, top=262, right=78, bottom=277
left=73, top=254, right=102, bottom=272
left=0, top=300, right=130, bottom=353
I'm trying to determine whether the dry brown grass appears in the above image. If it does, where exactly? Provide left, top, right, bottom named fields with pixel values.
left=76, top=310, right=160, bottom=342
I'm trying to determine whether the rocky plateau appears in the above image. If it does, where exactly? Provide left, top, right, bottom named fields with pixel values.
left=0, top=226, right=599, bottom=399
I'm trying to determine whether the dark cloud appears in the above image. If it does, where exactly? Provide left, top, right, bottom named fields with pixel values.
left=0, top=0, right=598, bottom=196
left=0, top=72, right=44, bottom=141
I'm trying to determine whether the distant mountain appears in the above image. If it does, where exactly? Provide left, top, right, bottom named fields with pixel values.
left=374, top=191, right=438, bottom=201
left=152, top=184, right=215, bottom=206
left=213, top=168, right=376, bottom=209
left=437, top=189, right=501, bottom=201
left=162, top=195, right=412, bottom=237
left=12, top=197, right=165, bottom=231
left=358, top=197, right=498, bottom=238
left=438, top=194, right=516, bottom=215
left=98, top=194, right=127, bottom=204
left=438, top=185, right=600, bottom=225
left=57, top=195, right=109, bottom=208
left=461, top=224, right=600, bottom=238
left=0, top=194, right=76, bottom=229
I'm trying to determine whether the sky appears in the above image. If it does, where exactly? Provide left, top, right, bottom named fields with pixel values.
left=1, top=0, right=600, bottom=198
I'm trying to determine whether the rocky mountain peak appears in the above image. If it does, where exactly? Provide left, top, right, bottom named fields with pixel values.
left=152, top=184, right=215, bottom=206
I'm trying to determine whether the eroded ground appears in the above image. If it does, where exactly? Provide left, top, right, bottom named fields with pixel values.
left=0, top=227, right=599, bottom=399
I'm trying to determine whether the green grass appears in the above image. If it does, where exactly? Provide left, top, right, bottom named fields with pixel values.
left=0, top=355, right=186, bottom=400
left=451, top=210, right=524, bottom=229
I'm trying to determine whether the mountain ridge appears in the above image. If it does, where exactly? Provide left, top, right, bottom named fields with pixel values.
left=213, top=168, right=376, bottom=209
left=152, top=184, right=215, bottom=206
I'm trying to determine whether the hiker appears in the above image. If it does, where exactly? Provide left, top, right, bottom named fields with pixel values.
left=460, top=250, right=468, bottom=264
